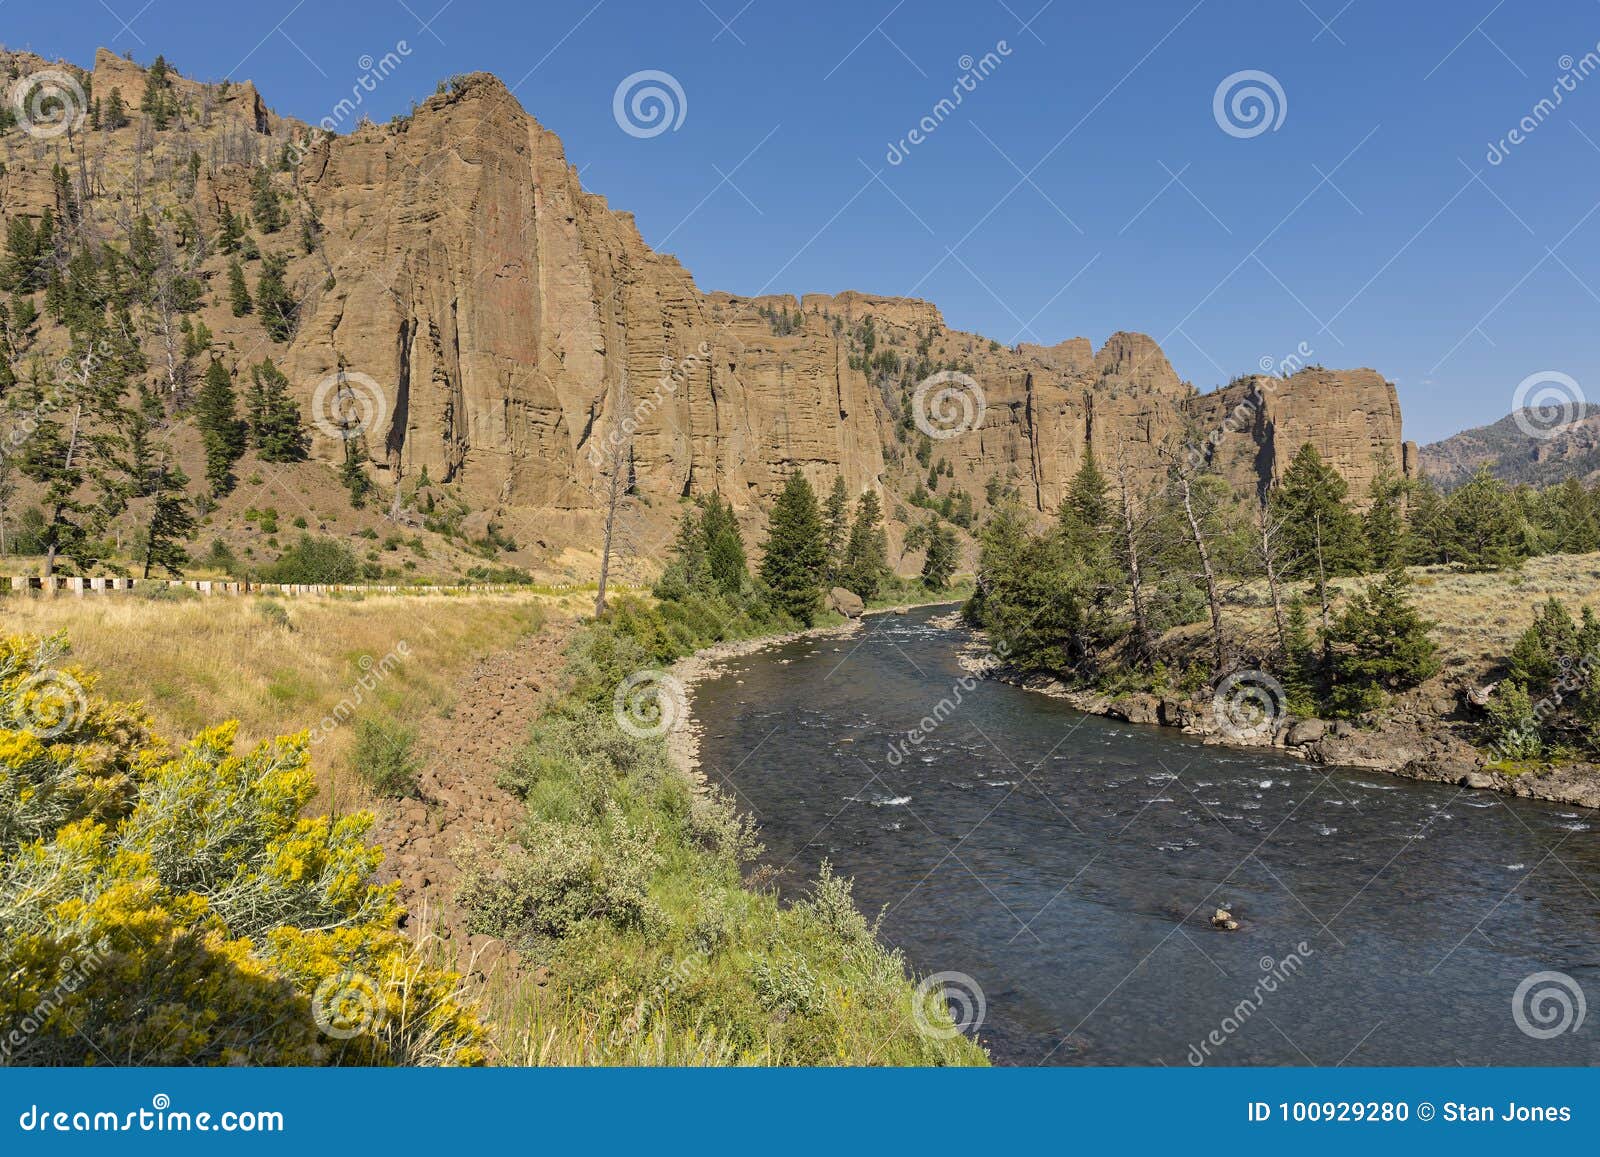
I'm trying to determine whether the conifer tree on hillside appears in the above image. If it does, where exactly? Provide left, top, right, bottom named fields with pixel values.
left=701, top=492, right=748, bottom=596
left=141, top=457, right=196, bottom=578
left=1539, top=476, right=1600, bottom=556
left=1404, top=473, right=1448, bottom=565
left=104, top=87, right=129, bottom=130
left=251, top=168, right=285, bottom=234
left=1271, top=442, right=1369, bottom=579
left=842, top=488, right=889, bottom=600
left=822, top=475, right=850, bottom=583
left=1058, top=448, right=1111, bottom=540
left=245, top=358, right=309, bottom=462
left=1444, top=467, right=1522, bottom=571
left=256, top=253, right=295, bottom=342
left=758, top=471, right=827, bottom=625
left=920, top=520, right=958, bottom=591
left=227, top=258, right=252, bottom=316
left=195, top=357, right=246, bottom=495
left=1325, top=567, right=1439, bottom=716
left=1363, top=466, right=1407, bottom=571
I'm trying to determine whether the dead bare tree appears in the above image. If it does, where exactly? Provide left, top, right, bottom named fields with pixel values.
left=593, top=371, right=633, bottom=617
left=1112, top=450, right=1152, bottom=661
left=1176, top=469, right=1227, bottom=675
left=1252, top=499, right=1290, bottom=657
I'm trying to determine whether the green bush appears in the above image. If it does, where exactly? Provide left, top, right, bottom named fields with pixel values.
left=349, top=717, right=422, bottom=797
left=259, top=535, right=362, bottom=584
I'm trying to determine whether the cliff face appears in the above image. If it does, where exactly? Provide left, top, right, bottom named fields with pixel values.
left=0, top=53, right=1411, bottom=574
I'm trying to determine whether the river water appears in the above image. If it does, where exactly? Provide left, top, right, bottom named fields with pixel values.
left=692, top=607, right=1600, bottom=1065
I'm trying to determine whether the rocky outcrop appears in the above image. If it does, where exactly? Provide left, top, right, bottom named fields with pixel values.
left=0, top=50, right=1413, bottom=574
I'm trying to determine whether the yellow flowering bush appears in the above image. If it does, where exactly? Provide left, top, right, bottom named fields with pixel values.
left=0, top=634, right=486, bottom=1066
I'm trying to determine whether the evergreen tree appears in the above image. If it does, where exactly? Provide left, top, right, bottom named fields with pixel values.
left=1444, top=467, right=1522, bottom=571
left=1540, top=476, right=1600, bottom=555
left=921, top=521, right=958, bottom=590
left=256, top=253, right=295, bottom=341
left=700, top=492, right=748, bottom=596
left=105, top=87, right=129, bottom=129
left=758, top=471, right=827, bottom=625
left=245, top=358, right=308, bottom=461
left=195, top=358, right=246, bottom=495
left=228, top=258, right=252, bottom=316
left=1404, top=473, right=1448, bottom=565
left=1507, top=597, right=1579, bottom=689
left=141, top=458, right=196, bottom=577
left=251, top=168, right=284, bottom=233
left=1363, top=467, right=1406, bottom=571
left=1325, top=567, right=1439, bottom=716
left=1281, top=596, right=1319, bottom=716
left=340, top=444, right=373, bottom=509
left=1059, top=448, right=1111, bottom=539
left=141, top=55, right=172, bottom=130
left=822, top=475, right=850, bottom=582
left=1270, top=442, right=1368, bottom=578
left=216, top=205, right=245, bottom=254
left=841, top=488, right=889, bottom=600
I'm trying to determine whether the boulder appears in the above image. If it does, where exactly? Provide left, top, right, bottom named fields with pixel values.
left=1210, top=908, right=1240, bottom=932
left=828, top=587, right=865, bottom=618
left=1286, top=718, right=1329, bottom=746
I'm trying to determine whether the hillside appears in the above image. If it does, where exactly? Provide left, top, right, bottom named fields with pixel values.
left=1419, top=405, right=1600, bottom=490
left=2, top=47, right=1412, bottom=582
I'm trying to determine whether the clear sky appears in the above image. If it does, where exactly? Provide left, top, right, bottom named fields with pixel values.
left=9, top=0, right=1600, bottom=443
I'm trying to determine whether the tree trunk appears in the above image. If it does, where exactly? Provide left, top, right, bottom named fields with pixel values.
left=1179, top=472, right=1226, bottom=674
left=1256, top=502, right=1288, bottom=656
left=1117, top=462, right=1150, bottom=659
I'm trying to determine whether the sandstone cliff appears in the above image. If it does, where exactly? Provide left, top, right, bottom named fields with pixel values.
left=0, top=50, right=1412, bottom=577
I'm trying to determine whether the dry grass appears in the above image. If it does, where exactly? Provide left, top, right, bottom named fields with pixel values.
left=0, top=589, right=580, bottom=807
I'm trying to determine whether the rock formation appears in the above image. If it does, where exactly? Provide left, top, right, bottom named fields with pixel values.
left=0, top=50, right=1413, bottom=576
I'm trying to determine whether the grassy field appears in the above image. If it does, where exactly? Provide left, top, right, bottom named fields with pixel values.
left=0, top=588, right=571, bottom=808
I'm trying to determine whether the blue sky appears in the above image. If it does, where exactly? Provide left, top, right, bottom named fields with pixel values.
left=10, top=0, right=1600, bottom=442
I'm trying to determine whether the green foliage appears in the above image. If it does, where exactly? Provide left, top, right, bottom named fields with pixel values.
left=841, top=488, right=889, bottom=600
left=246, top=358, right=309, bottom=462
left=1270, top=442, right=1369, bottom=579
left=1441, top=467, right=1524, bottom=571
left=195, top=358, right=246, bottom=495
left=1325, top=568, right=1439, bottom=716
left=758, top=472, right=827, bottom=626
left=0, top=634, right=486, bottom=1065
left=920, top=519, right=959, bottom=591
left=1484, top=681, right=1544, bottom=761
left=256, top=253, right=295, bottom=342
left=227, top=257, right=252, bottom=316
left=1363, top=467, right=1407, bottom=571
left=260, top=535, right=362, bottom=584
left=350, top=717, right=422, bottom=797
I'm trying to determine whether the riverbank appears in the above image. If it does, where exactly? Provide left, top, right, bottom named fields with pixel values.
left=666, top=600, right=964, bottom=780
left=964, top=651, right=1600, bottom=811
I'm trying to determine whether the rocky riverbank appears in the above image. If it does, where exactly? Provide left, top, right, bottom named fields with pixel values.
left=954, top=640, right=1600, bottom=810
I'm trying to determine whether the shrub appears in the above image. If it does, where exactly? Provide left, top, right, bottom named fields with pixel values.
left=0, top=633, right=485, bottom=1065
left=260, top=535, right=361, bottom=584
left=349, top=717, right=422, bottom=797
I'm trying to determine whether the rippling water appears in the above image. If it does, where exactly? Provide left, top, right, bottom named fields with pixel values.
left=693, top=607, right=1600, bottom=1065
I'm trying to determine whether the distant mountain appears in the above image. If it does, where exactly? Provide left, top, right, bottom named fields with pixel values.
left=1418, top=405, right=1600, bottom=490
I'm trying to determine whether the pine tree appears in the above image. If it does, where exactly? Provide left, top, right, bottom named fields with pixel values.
left=1404, top=473, right=1448, bottom=565
left=256, top=253, right=295, bottom=341
left=921, top=521, right=958, bottom=590
left=141, top=458, right=196, bottom=577
left=1281, top=597, right=1319, bottom=716
left=1540, top=476, right=1599, bottom=555
left=142, top=55, right=172, bottom=130
left=1444, top=467, right=1521, bottom=571
left=758, top=471, right=827, bottom=625
left=216, top=205, right=245, bottom=254
left=1363, top=467, right=1406, bottom=571
left=1326, top=567, right=1439, bottom=716
left=251, top=168, right=284, bottom=233
left=105, top=87, right=129, bottom=130
left=700, top=492, right=748, bottom=596
left=195, top=358, right=246, bottom=495
left=822, top=475, right=850, bottom=582
left=841, top=488, right=889, bottom=600
left=228, top=258, right=252, bottom=316
left=1059, top=448, right=1111, bottom=539
left=245, top=358, right=308, bottom=461
left=1270, top=442, right=1369, bottom=578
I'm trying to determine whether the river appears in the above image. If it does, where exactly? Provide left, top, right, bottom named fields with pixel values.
left=691, top=606, right=1599, bottom=1065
